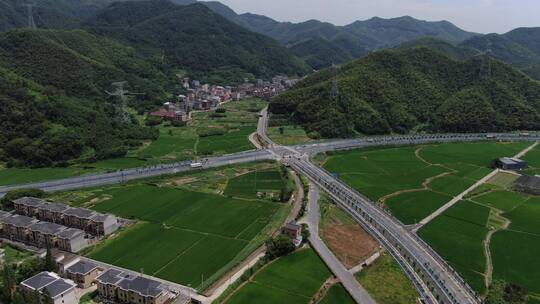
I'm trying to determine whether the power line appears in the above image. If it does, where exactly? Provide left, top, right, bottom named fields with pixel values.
left=23, top=2, right=37, bottom=29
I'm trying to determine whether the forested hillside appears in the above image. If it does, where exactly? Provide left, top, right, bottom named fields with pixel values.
left=270, top=48, right=540, bottom=138
left=0, top=66, right=158, bottom=168
left=0, top=29, right=165, bottom=167
left=462, top=27, right=540, bottom=79
left=87, top=1, right=310, bottom=83
left=398, top=38, right=480, bottom=61
left=0, top=0, right=125, bottom=31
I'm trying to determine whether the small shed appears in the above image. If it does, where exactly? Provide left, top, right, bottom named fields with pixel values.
left=495, top=158, right=528, bottom=170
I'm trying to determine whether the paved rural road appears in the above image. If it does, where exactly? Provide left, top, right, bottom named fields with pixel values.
left=304, top=184, right=377, bottom=304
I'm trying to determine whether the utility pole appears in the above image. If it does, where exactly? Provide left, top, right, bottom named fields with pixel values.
left=23, top=2, right=37, bottom=29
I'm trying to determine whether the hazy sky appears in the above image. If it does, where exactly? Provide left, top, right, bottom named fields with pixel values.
left=217, top=0, right=540, bottom=34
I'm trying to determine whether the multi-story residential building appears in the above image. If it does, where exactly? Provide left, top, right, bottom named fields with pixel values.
left=56, top=228, right=88, bottom=253
left=20, top=272, right=77, bottom=304
left=65, top=260, right=100, bottom=289
left=12, top=197, right=118, bottom=237
left=1, top=214, right=38, bottom=242
left=28, top=222, right=66, bottom=248
left=0, top=214, right=89, bottom=253
left=88, top=213, right=118, bottom=236
left=38, top=202, right=70, bottom=223
left=13, top=197, right=44, bottom=217
left=96, top=269, right=171, bottom=304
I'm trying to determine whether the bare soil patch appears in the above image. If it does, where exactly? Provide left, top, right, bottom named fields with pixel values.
left=322, top=224, right=379, bottom=269
left=172, top=177, right=198, bottom=186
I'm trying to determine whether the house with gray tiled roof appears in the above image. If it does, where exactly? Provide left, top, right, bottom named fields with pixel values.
left=20, top=272, right=76, bottom=304
left=56, top=228, right=88, bottom=253
left=13, top=197, right=45, bottom=217
left=96, top=269, right=171, bottom=304
left=12, top=197, right=118, bottom=237
left=1, top=214, right=39, bottom=242
left=38, top=202, right=70, bottom=223
left=29, top=222, right=66, bottom=248
left=0, top=215, right=89, bottom=253
left=65, top=260, right=100, bottom=288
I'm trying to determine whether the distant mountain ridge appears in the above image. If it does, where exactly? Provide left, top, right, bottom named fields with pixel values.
left=170, top=1, right=478, bottom=69
left=462, top=27, right=540, bottom=79
left=398, top=28, right=540, bottom=80
left=86, top=0, right=309, bottom=82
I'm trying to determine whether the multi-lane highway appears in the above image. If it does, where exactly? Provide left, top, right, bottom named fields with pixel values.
left=0, top=150, right=272, bottom=198
left=291, top=158, right=479, bottom=304
left=294, top=133, right=540, bottom=155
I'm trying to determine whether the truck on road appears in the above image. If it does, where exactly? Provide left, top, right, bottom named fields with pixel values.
left=190, top=162, right=203, bottom=169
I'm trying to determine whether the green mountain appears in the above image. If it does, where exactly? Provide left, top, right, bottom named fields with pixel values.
left=168, top=1, right=478, bottom=69
left=270, top=48, right=540, bottom=138
left=0, top=29, right=166, bottom=167
left=462, top=27, right=540, bottom=79
left=86, top=0, right=310, bottom=83
left=398, top=37, right=480, bottom=61
left=289, top=38, right=354, bottom=70
left=0, top=0, right=127, bottom=31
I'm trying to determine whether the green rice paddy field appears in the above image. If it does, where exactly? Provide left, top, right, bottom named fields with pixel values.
left=224, top=169, right=285, bottom=199
left=490, top=196, right=540, bottom=299
left=226, top=249, right=331, bottom=304
left=318, top=284, right=355, bottom=304
left=82, top=180, right=285, bottom=289
left=522, top=144, right=540, bottom=175
left=418, top=200, right=490, bottom=293
left=323, top=142, right=530, bottom=225
left=0, top=99, right=266, bottom=186
left=356, top=252, right=418, bottom=304
left=420, top=178, right=540, bottom=296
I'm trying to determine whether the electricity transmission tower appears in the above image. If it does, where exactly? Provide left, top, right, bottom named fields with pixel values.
left=330, top=63, right=340, bottom=105
left=106, top=81, right=132, bottom=123
left=23, top=2, right=37, bottom=29
left=474, top=42, right=493, bottom=80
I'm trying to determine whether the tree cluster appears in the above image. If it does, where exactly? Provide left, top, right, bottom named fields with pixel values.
left=1, top=246, right=57, bottom=304
left=265, top=234, right=296, bottom=260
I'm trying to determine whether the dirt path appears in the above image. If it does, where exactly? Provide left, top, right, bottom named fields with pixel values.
left=483, top=211, right=511, bottom=288
left=415, top=146, right=431, bottom=165
left=378, top=171, right=454, bottom=204
left=378, top=146, right=456, bottom=204
left=311, top=277, right=340, bottom=304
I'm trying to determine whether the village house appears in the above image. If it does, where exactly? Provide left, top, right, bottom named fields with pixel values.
left=282, top=222, right=303, bottom=247
left=0, top=214, right=90, bottom=253
left=28, top=221, right=66, bottom=248
left=12, top=197, right=118, bottom=237
left=20, top=272, right=77, bottom=304
left=96, top=269, right=172, bottom=304
left=1, top=214, right=38, bottom=242
left=65, top=260, right=101, bottom=289
left=56, top=228, right=88, bottom=253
